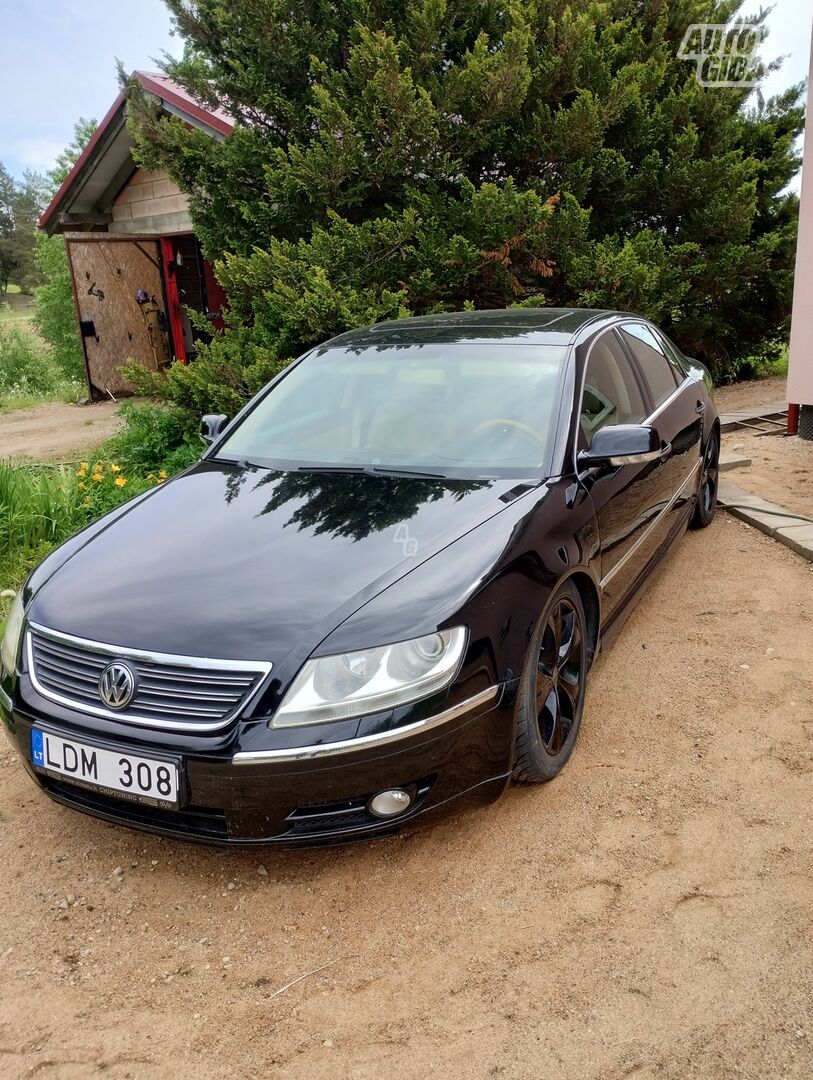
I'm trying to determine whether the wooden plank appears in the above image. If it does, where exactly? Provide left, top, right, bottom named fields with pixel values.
left=65, top=237, right=170, bottom=399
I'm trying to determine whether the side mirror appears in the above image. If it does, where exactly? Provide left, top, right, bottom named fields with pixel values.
left=200, top=413, right=229, bottom=445
left=578, top=424, right=661, bottom=468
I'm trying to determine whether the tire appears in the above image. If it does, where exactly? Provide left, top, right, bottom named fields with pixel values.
left=512, top=580, right=588, bottom=783
left=691, top=429, right=719, bottom=529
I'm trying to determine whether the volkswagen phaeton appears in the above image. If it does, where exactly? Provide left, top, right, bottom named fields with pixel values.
left=1, top=308, right=719, bottom=846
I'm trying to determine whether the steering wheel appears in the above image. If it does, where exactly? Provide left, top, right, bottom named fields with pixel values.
left=472, top=418, right=547, bottom=456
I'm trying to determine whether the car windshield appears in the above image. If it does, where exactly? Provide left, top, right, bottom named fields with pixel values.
left=215, top=343, right=569, bottom=478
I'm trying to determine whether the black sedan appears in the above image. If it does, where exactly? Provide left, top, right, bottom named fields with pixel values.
left=1, top=309, right=719, bottom=846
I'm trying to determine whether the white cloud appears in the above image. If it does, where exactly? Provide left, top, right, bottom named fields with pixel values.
left=9, top=137, right=66, bottom=174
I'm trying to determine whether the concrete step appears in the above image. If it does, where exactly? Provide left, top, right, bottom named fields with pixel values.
left=719, top=453, right=751, bottom=472
left=717, top=479, right=813, bottom=562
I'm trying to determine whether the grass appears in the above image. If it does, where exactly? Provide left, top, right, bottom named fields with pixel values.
left=0, top=297, right=84, bottom=410
left=0, top=454, right=164, bottom=622
left=0, top=290, right=36, bottom=322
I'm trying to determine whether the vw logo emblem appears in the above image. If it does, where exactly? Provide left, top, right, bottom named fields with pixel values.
left=98, top=661, right=136, bottom=710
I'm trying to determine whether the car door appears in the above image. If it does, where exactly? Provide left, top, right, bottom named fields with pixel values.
left=616, top=321, right=703, bottom=543
left=576, top=327, right=669, bottom=624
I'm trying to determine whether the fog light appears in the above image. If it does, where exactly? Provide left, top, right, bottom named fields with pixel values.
left=368, top=788, right=413, bottom=819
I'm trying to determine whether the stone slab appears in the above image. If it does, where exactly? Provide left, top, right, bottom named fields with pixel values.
left=717, top=479, right=813, bottom=557
left=773, top=524, right=813, bottom=562
left=719, top=453, right=751, bottom=472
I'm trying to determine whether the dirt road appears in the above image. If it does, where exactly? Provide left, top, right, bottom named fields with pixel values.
left=0, top=401, right=122, bottom=460
left=1, top=513, right=812, bottom=1079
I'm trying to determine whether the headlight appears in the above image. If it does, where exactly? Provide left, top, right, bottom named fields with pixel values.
left=272, top=627, right=467, bottom=728
left=1, top=591, right=25, bottom=677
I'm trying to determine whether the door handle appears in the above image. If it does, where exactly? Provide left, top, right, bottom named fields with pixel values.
left=659, top=441, right=672, bottom=460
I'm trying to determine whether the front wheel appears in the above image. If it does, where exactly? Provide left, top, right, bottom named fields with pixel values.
left=512, top=581, right=588, bottom=783
left=691, top=429, right=719, bottom=529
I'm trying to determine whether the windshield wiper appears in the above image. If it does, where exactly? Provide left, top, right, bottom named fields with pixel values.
left=367, top=465, right=447, bottom=478
left=294, top=464, right=447, bottom=479
left=294, top=465, right=366, bottom=474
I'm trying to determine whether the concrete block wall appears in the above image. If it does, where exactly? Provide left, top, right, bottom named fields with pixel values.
left=110, top=168, right=193, bottom=234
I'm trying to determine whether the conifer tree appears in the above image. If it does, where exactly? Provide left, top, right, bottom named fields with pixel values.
left=127, top=0, right=804, bottom=387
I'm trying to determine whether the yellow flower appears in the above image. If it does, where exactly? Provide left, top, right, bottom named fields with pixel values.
left=111, top=463, right=121, bottom=473
left=78, top=481, right=86, bottom=490
left=115, top=476, right=127, bottom=488
left=76, top=468, right=87, bottom=478
left=92, top=472, right=103, bottom=483
left=80, top=461, right=89, bottom=471
left=83, top=496, right=91, bottom=506
left=158, top=470, right=167, bottom=480
left=146, top=473, right=154, bottom=482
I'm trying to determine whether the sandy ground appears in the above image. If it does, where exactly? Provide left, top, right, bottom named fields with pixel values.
left=0, top=401, right=123, bottom=461
left=713, top=373, right=788, bottom=415
left=711, top=376, right=813, bottom=520
left=1, top=513, right=812, bottom=1079
left=722, top=429, right=813, bottom=519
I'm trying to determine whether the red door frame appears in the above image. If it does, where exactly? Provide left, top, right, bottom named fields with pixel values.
left=160, top=236, right=188, bottom=364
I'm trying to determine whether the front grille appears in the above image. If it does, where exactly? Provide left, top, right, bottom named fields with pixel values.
left=27, top=624, right=270, bottom=732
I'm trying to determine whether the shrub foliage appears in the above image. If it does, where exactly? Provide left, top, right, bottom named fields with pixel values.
left=126, top=0, right=803, bottom=403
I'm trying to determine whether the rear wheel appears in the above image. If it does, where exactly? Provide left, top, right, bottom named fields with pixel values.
left=513, top=581, right=588, bottom=783
left=691, top=430, right=719, bottom=529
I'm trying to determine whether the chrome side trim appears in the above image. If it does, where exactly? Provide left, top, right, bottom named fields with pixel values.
left=0, top=682, right=12, bottom=713
left=232, top=685, right=501, bottom=764
left=600, top=458, right=702, bottom=589
left=26, top=623, right=272, bottom=733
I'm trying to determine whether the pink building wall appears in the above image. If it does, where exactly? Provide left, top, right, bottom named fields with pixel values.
left=787, top=23, right=813, bottom=410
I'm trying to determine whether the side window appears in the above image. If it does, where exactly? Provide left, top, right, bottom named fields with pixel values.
left=655, top=329, right=691, bottom=378
left=580, top=331, right=647, bottom=446
left=618, top=323, right=680, bottom=407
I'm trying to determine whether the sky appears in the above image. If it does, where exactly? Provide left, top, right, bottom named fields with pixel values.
left=0, top=0, right=810, bottom=182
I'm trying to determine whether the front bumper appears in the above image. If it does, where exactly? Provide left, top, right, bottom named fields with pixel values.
left=2, top=683, right=516, bottom=847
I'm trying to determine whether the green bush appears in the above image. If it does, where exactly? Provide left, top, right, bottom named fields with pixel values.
left=104, top=401, right=201, bottom=473
left=125, top=1, right=803, bottom=388
left=0, top=456, right=159, bottom=614
left=122, top=322, right=284, bottom=418
left=33, top=233, right=87, bottom=382
left=0, top=321, right=77, bottom=399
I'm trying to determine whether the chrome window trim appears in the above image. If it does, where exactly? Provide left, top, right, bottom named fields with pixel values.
left=574, top=319, right=689, bottom=474
left=26, top=622, right=272, bottom=733
left=599, top=457, right=701, bottom=588
left=232, top=684, right=500, bottom=764
left=615, top=320, right=688, bottom=417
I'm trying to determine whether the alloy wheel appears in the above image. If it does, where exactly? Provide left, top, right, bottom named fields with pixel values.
left=701, top=433, right=719, bottom=516
left=535, top=597, right=585, bottom=755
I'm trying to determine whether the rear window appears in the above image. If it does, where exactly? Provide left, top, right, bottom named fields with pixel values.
left=618, top=324, right=680, bottom=408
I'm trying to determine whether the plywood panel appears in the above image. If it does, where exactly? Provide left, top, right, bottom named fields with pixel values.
left=66, top=237, right=170, bottom=398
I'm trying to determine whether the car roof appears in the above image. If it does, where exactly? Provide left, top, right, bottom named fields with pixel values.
left=320, top=308, right=625, bottom=350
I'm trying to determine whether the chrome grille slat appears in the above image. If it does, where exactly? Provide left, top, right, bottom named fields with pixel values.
left=138, top=670, right=255, bottom=686
left=135, top=685, right=242, bottom=703
left=33, top=654, right=101, bottom=685
left=33, top=643, right=103, bottom=669
left=32, top=635, right=107, bottom=662
left=133, top=701, right=227, bottom=718
left=27, top=626, right=270, bottom=733
left=36, top=670, right=99, bottom=698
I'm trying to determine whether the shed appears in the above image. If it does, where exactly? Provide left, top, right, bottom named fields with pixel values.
left=39, top=72, right=232, bottom=401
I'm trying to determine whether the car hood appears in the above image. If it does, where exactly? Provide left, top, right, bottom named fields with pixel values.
left=29, top=461, right=536, bottom=663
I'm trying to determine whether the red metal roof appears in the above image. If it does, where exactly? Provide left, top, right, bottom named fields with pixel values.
left=39, top=72, right=234, bottom=233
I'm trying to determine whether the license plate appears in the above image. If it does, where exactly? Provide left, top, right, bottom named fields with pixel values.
left=31, top=729, right=179, bottom=808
